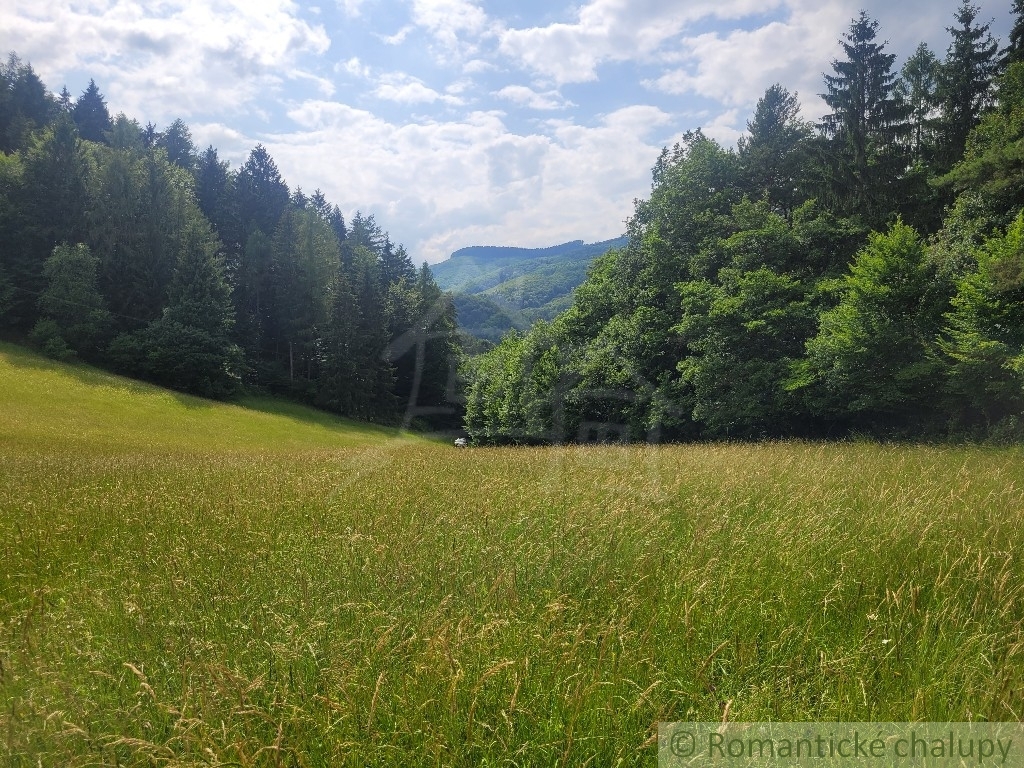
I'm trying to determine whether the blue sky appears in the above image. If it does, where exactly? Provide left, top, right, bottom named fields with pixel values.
left=0, top=0, right=1014, bottom=263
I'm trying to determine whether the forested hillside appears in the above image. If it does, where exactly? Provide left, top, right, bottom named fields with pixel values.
left=465, top=4, right=1024, bottom=443
left=432, top=237, right=627, bottom=342
left=0, top=61, right=462, bottom=429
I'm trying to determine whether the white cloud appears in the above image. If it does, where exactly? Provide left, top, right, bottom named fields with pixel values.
left=497, top=0, right=786, bottom=85
left=0, top=0, right=331, bottom=123
left=644, top=12, right=844, bottom=114
left=337, top=57, right=371, bottom=78
left=372, top=72, right=465, bottom=105
left=337, top=0, right=369, bottom=18
left=494, top=85, right=574, bottom=111
left=409, top=0, right=495, bottom=60
left=271, top=101, right=674, bottom=262
left=381, top=25, right=415, bottom=45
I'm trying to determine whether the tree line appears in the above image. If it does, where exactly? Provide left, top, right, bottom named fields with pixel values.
left=465, top=2, right=1024, bottom=443
left=0, top=59, right=462, bottom=428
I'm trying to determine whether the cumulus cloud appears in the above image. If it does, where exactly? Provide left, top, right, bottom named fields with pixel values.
left=373, top=72, right=465, bottom=105
left=494, top=85, right=574, bottom=111
left=408, top=0, right=495, bottom=61
left=0, top=0, right=331, bottom=123
left=497, top=0, right=786, bottom=85
left=269, top=101, right=674, bottom=262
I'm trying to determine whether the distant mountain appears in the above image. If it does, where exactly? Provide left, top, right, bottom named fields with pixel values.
left=431, top=236, right=627, bottom=343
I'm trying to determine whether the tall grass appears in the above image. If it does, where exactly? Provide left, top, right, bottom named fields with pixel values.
left=2, top=344, right=1023, bottom=766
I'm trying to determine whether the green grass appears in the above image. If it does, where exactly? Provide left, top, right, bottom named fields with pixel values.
left=2, top=343, right=1023, bottom=766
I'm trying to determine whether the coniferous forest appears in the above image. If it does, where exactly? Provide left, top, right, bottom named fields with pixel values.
left=464, top=4, right=1024, bottom=443
left=3, top=3, right=1024, bottom=443
left=0, top=64, right=462, bottom=429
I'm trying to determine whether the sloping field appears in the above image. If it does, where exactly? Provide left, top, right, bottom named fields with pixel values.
left=1, top=343, right=1023, bottom=766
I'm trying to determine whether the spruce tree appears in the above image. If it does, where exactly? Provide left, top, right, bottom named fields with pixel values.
left=71, top=79, right=112, bottom=144
left=897, top=43, right=940, bottom=164
left=1000, top=0, right=1024, bottom=70
left=235, top=144, right=290, bottom=238
left=935, top=2, right=999, bottom=169
left=819, top=12, right=910, bottom=223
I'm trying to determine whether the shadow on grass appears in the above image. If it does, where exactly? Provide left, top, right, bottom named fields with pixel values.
left=0, top=341, right=216, bottom=410
left=0, top=340, right=407, bottom=438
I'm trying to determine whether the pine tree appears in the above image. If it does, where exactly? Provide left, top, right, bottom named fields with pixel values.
left=818, top=12, right=911, bottom=223
left=317, top=267, right=361, bottom=415
left=935, top=2, right=999, bottom=169
left=71, top=79, right=112, bottom=144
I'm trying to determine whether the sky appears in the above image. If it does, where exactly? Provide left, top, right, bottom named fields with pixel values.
left=0, top=0, right=1015, bottom=264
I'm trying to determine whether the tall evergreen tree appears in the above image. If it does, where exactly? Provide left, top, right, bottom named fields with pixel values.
left=15, top=114, right=91, bottom=328
left=194, top=146, right=239, bottom=254
left=897, top=43, right=940, bottom=163
left=818, top=12, right=910, bottom=223
left=0, top=55, right=54, bottom=153
left=71, top=79, right=112, bottom=144
left=935, top=2, right=999, bottom=169
left=1001, top=0, right=1024, bottom=69
left=235, top=144, right=289, bottom=238
left=273, top=208, right=338, bottom=385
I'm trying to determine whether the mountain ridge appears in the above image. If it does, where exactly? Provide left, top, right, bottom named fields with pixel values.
left=430, top=236, right=627, bottom=343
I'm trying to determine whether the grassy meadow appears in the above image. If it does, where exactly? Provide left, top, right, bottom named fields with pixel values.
left=1, top=341, right=1023, bottom=766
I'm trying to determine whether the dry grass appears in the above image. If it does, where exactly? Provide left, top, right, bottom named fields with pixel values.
left=2, top=343, right=1023, bottom=766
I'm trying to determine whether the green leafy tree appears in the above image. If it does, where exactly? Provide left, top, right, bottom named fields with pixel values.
left=737, top=84, right=813, bottom=217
